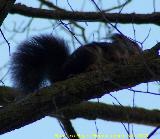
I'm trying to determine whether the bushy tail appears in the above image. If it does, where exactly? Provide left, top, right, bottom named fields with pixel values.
left=10, top=34, right=70, bottom=93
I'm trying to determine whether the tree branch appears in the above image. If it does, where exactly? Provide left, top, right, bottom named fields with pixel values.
left=0, top=0, right=16, bottom=26
left=51, top=102, right=160, bottom=127
left=9, top=3, right=160, bottom=25
left=58, top=118, right=79, bottom=139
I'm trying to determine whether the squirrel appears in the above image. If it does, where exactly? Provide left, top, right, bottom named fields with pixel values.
left=10, top=33, right=142, bottom=93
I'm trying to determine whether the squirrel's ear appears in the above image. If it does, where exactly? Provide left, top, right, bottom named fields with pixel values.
left=110, top=33, right=126, bottom=41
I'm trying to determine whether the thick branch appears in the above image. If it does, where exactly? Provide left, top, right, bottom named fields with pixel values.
left=0, top=43, right=160, bottom=134
left=0, top=86, right=20, bottom=106
left=52, top=102, right=160, bottom=127
left=58, top=118, right=79, bottom=139
left=9, top=4, right=160, bottom=25
left=0, top=0, right=16, bottom=26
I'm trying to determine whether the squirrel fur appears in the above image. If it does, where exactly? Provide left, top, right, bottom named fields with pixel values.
left=10, top=33, right=142, bottom=93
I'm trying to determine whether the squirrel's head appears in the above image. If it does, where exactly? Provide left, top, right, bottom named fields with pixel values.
left=111, top=33, right=142, bottom=54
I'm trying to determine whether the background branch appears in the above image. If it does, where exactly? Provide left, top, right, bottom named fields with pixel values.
left=0, top=0, right=16, bottom=26
left=9, top=3, right=160, bottom=25
left=51, top=102, right=160, bottom=127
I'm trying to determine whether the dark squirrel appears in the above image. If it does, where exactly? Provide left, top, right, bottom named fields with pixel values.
left=10, top=33, right=142, bottom=93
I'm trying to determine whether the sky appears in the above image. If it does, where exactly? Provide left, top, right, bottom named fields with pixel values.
left=0, top=0, right=160, bottom=139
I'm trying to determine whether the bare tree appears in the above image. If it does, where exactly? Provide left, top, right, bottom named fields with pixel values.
left=0, top=0, right=160, bottom=139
